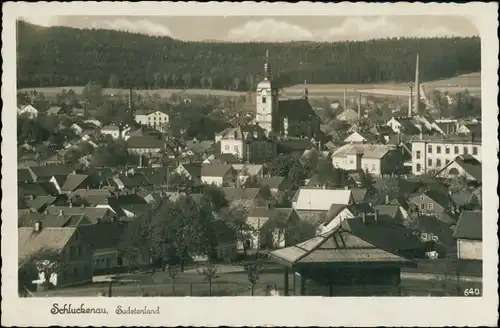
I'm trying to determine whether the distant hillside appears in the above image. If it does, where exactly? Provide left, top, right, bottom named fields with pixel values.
left=16, top=21, right=481, bottom=91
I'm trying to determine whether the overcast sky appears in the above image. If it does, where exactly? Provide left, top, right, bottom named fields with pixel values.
left=20, top=15, right=479, bottom=42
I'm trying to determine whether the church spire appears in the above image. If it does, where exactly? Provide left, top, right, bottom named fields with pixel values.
left=264, top=49, right=271, bottom=80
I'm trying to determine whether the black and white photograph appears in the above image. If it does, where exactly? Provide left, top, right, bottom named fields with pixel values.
left=2, top=2, right=498, bottom=327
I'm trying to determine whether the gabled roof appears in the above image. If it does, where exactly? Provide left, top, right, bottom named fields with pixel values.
left=27, top=195, right=57, bottom=211
left=278, top=98, right=316, bottom=120
left=126, top=136, right=164, bottom=149
left=46, top=206, right=112, bottom=224
left=201, top=163, right=232, bottom=178
left=19, top=182, right=59, bottom=197
left=29, top=165, right=75, bottom=179
left=185, top=140, right=214, bottom=154
left=135, top=167, right=171, bottom=187
left=221, top=187, right=261, bottom=202
left=257, top=176, right=285, bottom=189
left=18, top=227, right=78, bottom=266
left=19, top=212, right=91, bottom=228
left=46, top=106, right=63, bottom=115
left=453, top=210, right=482, bottom=240
left=232, top=164, right=263, bottom=176
left=118, top=172, right=152, bottom=188
left=73, top=189, right=113, bottom=205
left=336, top=109, right=359, bottom=121
left=78, top=222, right=128, bottom=250
left=18, top=168, right=36, bottom=183
left=269, top=218, right=417, bottom=267
left=293, top=188, right=353, bottom=211
left=61, top=174, right=90, bottom=192
left=178, top=163, right=203, bottom=178
left=351, top=188, right=368, bottom=203
left=248, top=207, right=294, bottom=220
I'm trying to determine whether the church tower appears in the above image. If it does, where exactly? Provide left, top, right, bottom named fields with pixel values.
left=255, top=50, right=278, bottom=133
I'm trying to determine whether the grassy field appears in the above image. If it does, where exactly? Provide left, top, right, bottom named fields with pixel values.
left=32, top=262, right=482, bottom=298
left=19, top=71, right=480, bottom=103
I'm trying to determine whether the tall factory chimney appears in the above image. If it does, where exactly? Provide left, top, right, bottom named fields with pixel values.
left=343, top=88, right=347, bottom=110
left=408, top=85, right=413, bottom=117
left=128, top=87, right=133, bottom=111
left=357, top=94, right=362, bottom=119
left=414, top=53, right=420, bottom=115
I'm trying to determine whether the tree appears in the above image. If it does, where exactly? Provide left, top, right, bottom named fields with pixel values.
left=255, top=185, right=274, bottom=208
left=81, top=81, right=103, bottom=109
left=202, top=185, right=229, bottom=213
left=220, top=204, right=251, bottom=259
left=244, top=261, right=264, bottom=296
left=20, top=248, right=62, bottom=292
left=165, top=264, right=181, bottom=296
left=359, top=170, right=377, bottom=196
left=118, top=219, right=150, bottom=273
left=196, top=262, right=218, bottom=296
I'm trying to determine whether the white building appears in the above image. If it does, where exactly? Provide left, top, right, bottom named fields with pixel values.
left=411, top=135, right=481, bottom=175
left=134, top=109, right=170, bottom=131
left=100, top=125, right=130, bottom=140
left=17, top=104, right=38, bottom=119
left=453, top=211, right=482, bottom=260
left=331, top=143, right=402, bottom=176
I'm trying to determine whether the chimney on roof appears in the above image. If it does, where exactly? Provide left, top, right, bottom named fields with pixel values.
left=385, top=194, right=390, bottom=204
left=362, top=212, right=366, bottom=224
left=59, top=210, right=64, bottom=216
left=357, top=94, right=362, bottom=119
left=343, top=88, right=347, bottom=110
left=34, top=221, right=42, bottom=232
left=128, top=88, right=133, bottom=111
left=69, top=201, right=73, bottom=208
left=303, top=88, right=309, bottom=100
left=344, top=185, right=349, bottom=190
left=81, top=203, right=85, bottom=208
left=374, top=209, right=379, bottom=222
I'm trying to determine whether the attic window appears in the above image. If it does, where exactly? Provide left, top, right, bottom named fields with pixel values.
left=262, top=96, right=267, bottom=104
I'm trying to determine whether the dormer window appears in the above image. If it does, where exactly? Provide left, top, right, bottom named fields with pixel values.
left=262, top=96, right=266, bottom=104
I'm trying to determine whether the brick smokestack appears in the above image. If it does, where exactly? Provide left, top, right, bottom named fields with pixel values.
left=343, top=88, right=347, bottom=110
left=408, top=85, right=413, bottom=117
left=414, top=53, right=420, bottom=115
left=128, top=88, right=133, bottom=112
left=357, top=94, right=362, bottom=119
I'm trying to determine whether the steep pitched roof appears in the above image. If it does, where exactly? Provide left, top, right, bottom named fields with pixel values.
left=221, top=187, right=261, bottom=202
left=453, top=210, right=482, bottom=240
left=46, top=206, right=112, bottom=224
left=29, top=165, right=74, bottom=180
left=201, top=163, right=232, bottom=178
left=351, top=188, right=368, bottom=203
left=18, top=168, right=36, bottom=183
left=257, top=176, right=285, bottom=189
left=278, top=98, right=316, bottom=120
left=27, top=195, right=57, bottom=211
left=178, top=163, right=202, bottom=178
left=19, top=182, right=59, bottom=197
left=78, top=222, right=128, bottom=250
left=118, top=172, right=152, bottom=188
left=61, top=174, right=90, bottom=192
left=18, top=227, right=78, bottom=266
left=126, top=136, right=164, bottom=149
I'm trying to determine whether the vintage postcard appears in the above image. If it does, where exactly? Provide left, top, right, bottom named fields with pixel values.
left=2, top=2, right=499, bottom=327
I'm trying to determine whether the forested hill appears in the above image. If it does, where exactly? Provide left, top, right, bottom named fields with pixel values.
left=17, top=21, right=481, bottom=91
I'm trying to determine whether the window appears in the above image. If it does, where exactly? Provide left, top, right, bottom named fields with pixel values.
left=349, top=160, right=354, bottom=164
left=416, top=164, right=421, bottom=172
left=428, top=158, right=432, bottom=166
left=463, top=147, right=468, bottom=155
left=420, top=203, right=425, bottom=210
left=224, top=145, right=229, bottom=151
left=445, top=159, right=450, bottom=165
left=436, top=159, right=441, bottom=167
left=371, top=164, right=376, bottom=172
left=445, top=147, right=450, bottom=154
left=454, top=146, right=459, bottom=154
left=436, top=146, right=441, bottom=154
left=416, top=151, right=421, bottom=159
left=427, top=203, right=434, bottom=211
left=73, top=267, right=78, bottom=277
left=234, top=145, right=239, bottom=152
left=473, top=147, right=478, bottom=155
left=427, top=145, right=432, bottom=153
left=262, top=96, right=266, bottom=104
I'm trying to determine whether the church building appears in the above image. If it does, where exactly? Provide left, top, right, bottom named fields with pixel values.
left=255, top=51, right=321, bottom=140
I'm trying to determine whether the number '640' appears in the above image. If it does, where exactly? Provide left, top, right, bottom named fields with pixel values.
left=463, top=288, right=481, bottom=296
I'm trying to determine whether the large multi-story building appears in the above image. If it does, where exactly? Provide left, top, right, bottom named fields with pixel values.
left=411, top=135, right=481, bottom=175
left=215, top=124, right=277, bottom=163
left=254, top=50, right=321, bottom=140
left=134, top=109, right=170, bottom=131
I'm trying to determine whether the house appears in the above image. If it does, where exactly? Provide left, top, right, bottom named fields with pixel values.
left=18, top=224, right=93, bottom=288
left=134, top=109, right=170, bottom=131
left=351, top=188, right=369, bottom=203
left=292, top=188, right=354, bottom=225
left=200, top=164, right=234, bottom=186
left=26, top=195, right=58, bottom=213
left=71, top=189, right=113, bottom=206
left=450, top=188, right=481, bottom=211
left=100, top=125, right=122, bottom=140
left=107, top=195, right=151, bottom=219
left=19, top=212, right=94, bottom=228
left=232, top=164, right=264, bottom=185
left=216, top=124, right=277, bottom=162
left=255, top=176, right=288, bottom=195
left=331, top=143, right=402, bottom=175
left=431, top=119, right=459, bottom=135
left=457, top=123, right=482, bottom=139
left=435, top=154, right=482, bottom=183
left=411, top=135, right=481, bottom=175
left=116, top=171, right=153, bottom=192
left=70, top=123, right=84, bottom=136
left=185, top=139, right=214, bottom=156
left=46, top=206, right=115, bottom=224
left=28, top=165, right=76, bottom=182
left=408, top=189, right=457, bottom=216
left=77, top=222, right=148, bottom=274
left=386, top=117, right=421, bottom=135
left=17, top=104, right=39, bottom=119
left=19, top=182, right=60, bottom=199
left=410, top=214, right=457, bottom=258
left=244, top=207, right=302, bottom=250
left=220, top=187, right=264, bottom=208
left=277, top=138, right=315, bottom=157
left=61, top=174, right=99, bottom=193
left=175, top=163, right=202, bottom=183
left=18, top=168, right=37, bottom=183
left=135, top=167, right=171, bottom=188
left=453, top=210, right=482, bottom=260
left=126, top=136, right=165, bottom=155
left=343, top=131, right=368, bottom=143
left=46, top=106, right=63, bottom=116
left=336, top=109, right=360, bottom=123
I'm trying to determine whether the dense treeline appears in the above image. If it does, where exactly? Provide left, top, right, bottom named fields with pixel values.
left=17, top=21, right=480, bottom=90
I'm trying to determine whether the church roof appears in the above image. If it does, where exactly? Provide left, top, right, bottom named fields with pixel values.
left=278, top=98, right=316, bottom=120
